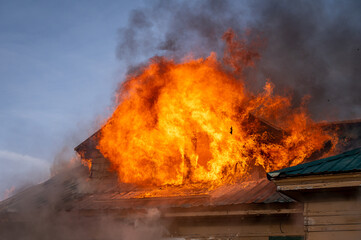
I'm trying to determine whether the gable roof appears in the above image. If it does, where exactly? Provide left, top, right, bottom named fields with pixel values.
left=267, top=147, right=361, bottom=180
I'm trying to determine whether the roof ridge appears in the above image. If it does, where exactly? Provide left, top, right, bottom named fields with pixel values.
left=346, top=150, right=361, bottom=170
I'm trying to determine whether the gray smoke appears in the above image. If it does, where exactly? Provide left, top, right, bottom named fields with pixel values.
left=116, top=0, right=361, bottom=121
left=0, top=166, right=166, bottom=240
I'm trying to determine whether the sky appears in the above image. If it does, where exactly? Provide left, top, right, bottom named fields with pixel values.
left=0, top=0, right=144, bottom=199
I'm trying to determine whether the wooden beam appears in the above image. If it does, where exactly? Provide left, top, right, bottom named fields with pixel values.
left=274, top=172, right=361, bottom=184
left=163, top=208, right=302, bottom=218
left=277, top=180, right=361, bottom=191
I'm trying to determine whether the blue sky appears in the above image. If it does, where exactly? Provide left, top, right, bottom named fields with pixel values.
left=0, top=0, right=144, bottom=199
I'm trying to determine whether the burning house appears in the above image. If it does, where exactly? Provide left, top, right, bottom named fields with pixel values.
left=1, top=18, right=361, bottom=238
left=73, top=119, right=361, bottom=240
left=1, top=118, right=361, bottom=240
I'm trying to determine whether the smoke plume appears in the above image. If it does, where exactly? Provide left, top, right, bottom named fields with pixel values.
left=117, top=0, right=361, bottom=121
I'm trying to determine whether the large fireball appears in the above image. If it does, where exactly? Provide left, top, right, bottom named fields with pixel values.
left=98, top=30, right=333, bottom=187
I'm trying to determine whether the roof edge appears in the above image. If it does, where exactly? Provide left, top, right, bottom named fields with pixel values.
left=267, top=147, right=361, bottom=180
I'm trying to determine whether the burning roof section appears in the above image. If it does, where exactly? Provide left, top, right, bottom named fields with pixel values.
left=75, top=118, right=361, bottom=182
left=74, top=114, right=287, bottom=181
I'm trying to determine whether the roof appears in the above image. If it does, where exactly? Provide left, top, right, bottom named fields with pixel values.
left=74, top=130, right=101, bottom=159
left=0, top=174, right=293, bottom=215
left=72, top=178, right=293, bottom=211
left=267, top=147, right=361, bottom=180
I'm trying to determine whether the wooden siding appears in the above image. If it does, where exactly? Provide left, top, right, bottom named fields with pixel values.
left=167, top=214, right=304, bottom=239
left=304, top=198, right=361, bottom=240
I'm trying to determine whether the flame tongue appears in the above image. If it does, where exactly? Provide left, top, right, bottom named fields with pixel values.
left=98, top=32, right=333, bottom=187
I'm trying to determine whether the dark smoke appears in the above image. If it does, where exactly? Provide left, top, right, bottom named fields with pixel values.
left=117, top=0, right=361, bottom=121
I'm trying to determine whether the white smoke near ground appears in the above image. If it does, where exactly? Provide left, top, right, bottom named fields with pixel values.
left=0, top=149, right=49, bottom=201
left=0, top=165, right=167, bottom=240
left=97, top=209, right=166, bottom=240
left=50, top=114, right=107, bottom=176
left=50, top=146, right=81, bottom=177
left=0, top=125, right=167, bottom=239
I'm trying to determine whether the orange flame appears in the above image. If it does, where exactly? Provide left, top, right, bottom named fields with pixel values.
left=98, top=30, right=334, bottom=187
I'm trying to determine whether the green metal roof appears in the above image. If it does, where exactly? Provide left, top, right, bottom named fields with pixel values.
left=267, top=147, right=361, bottom=180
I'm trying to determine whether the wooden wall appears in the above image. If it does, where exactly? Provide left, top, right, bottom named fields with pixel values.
left=166, top=214, right=304, bottom=239
left=304, top=197, right=361, bottom=240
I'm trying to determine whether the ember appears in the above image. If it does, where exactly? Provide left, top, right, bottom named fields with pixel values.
left=98, top=30, right=334, bottom=187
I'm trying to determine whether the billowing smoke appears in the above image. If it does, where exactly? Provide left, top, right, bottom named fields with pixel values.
left=0, top=166, right=166, bottom=240
left=117, top=0, right=361, bottom=121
